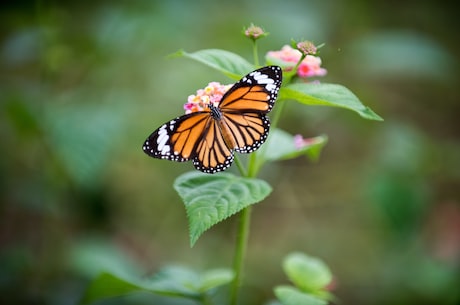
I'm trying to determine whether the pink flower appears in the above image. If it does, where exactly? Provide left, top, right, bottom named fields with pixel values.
left=294, top=134, right=317, bottom=149
left=266, top=45, right=327, bottom=78
left=183, top=82, right=232, bottom=114
left=267, top=45, right=301, bottom=64
left=297, top=55, right=327, bottom=78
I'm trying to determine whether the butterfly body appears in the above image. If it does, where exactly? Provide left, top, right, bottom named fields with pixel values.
left=143, top=66, right=282, bottom=174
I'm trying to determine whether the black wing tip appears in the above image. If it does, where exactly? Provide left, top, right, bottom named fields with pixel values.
left=257, top=65, right=282, bottom=78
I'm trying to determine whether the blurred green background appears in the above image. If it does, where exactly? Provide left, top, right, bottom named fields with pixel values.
left=1, top=0, right=459, bottom=304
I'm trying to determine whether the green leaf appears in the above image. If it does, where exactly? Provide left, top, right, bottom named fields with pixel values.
left=80, top=269, right=199, bottom=305
left=172, top=49, right=254, bottom=79
left=148, top=266, right=202, bottom=296
left=279, top=83, right=383, bottom=121
left=147, top=266, right=233, bottom=296
left=283, top=252, right=332, bottom=295
left=259, top=128, right=328, bottom=162
left=81, top=272, right=146, bottom=305
left=275, top=286, right=327, bottom=305
left=198, top=268, right=234, bottom=293
left=174, top=171, right=272, bottom=246
left=81, top=265, right=234, bottom=305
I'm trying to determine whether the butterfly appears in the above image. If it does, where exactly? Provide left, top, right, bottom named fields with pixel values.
left=142, top=66, right=282, bottom=174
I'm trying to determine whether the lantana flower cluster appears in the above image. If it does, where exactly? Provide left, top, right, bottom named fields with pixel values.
left=184, top=82, right=232, bottom=114
left=266, top=44, right=327, bottom=78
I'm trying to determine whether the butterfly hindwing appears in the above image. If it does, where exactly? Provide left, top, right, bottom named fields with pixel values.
left=222, top=112, right=270, bottom=154
left=192, top=120, right=234, bottom=173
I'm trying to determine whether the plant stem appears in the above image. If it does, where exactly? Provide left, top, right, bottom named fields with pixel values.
left=229, top=205, right=252, bottom=305
left=247, top=152, right=258, bottom=178
left=252, top=40, right=259, bottom=67
left=233, top=155, right=247, bottom=177
left=270, top=98, right=286, bottom=131
left=200, top=293, right=213, bottom=305
left=229, top=38, right=264, bottom=305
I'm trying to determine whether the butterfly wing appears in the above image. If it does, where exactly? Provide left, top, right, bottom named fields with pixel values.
left=218, top=66, right=282, bottom=153
left=142, top=111, right=234, bottom=173
left=142, top=112, right=211, bottom=162
left=219, top=65, right=282, bottom=113
left=192, top=119, right=234, bottom=173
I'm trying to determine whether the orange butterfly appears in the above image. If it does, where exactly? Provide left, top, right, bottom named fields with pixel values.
left=142, top=66, right=282, bottom=173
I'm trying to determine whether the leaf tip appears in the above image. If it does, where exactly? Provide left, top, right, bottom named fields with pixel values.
left=167, top=49, right=185, bottom=59
left=360, top=106, right=384, bottom=121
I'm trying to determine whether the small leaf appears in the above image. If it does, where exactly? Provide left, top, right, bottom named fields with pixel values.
left=174, top=171, right=272, bottom=246
left=81, top=265, right=233, bottom=305
left=279, top=83, right=383, bottom=121
left=283, top=252, right=332, bottom=295
left=152, top=266, right=233, bottom=294
left=148, top=266, right=201, bottom=295
left=275, top=286, right=327, bottom=305
left=172, top=49, right=254, bottom=79
left=81, top=272, right=145, bottom=305
left=80, top=269, right=199, bottom=305
left=198, top=268, right=234, bottom=293
left=259, top=128, right=327, bottom=162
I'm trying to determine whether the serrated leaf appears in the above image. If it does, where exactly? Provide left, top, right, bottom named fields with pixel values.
left=173, top=171, right=272, bottom=246
left=258, top=128, right=327, bottom=162
left=279, top=83, right=383, bottom=121
left=275, top=286, right=327, bottom=305
left=283, top=252, right=332, bottom=295
left=172, top=49, right=254, bottom=79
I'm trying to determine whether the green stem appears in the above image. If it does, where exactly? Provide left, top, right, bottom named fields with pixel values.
left=200, top=293, right=213, bottom=305
left=229, top=205, right=252, bottom=305
left=293, top=54, right=306, bottom=72
left=233, top=155, right=247, bottom=177
left=252, top=40, right=259, bottom=67
left=230, top=137, right=260, bottom=305
left=247, top=152, right=258, bottom=178
left=229, top=38, right=265, bottom=302
left=270, top=98, right=286, bottom=131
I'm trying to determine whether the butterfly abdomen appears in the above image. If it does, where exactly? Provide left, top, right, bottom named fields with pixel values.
left=208, top=103, right=238, bottom=150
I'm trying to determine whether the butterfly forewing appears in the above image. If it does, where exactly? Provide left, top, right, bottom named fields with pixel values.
left=143, top=112, right=209, bottom=162
left=142, top=66, right=282, bottom=174
left=219, top=66, right=282, bottom=113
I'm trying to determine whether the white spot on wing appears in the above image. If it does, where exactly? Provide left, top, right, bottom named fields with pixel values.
left=249, top=71, right=277, bottom=91
left=156, top=125, right=170, bottom=153
left=161, top=144, right=170, bottom=154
